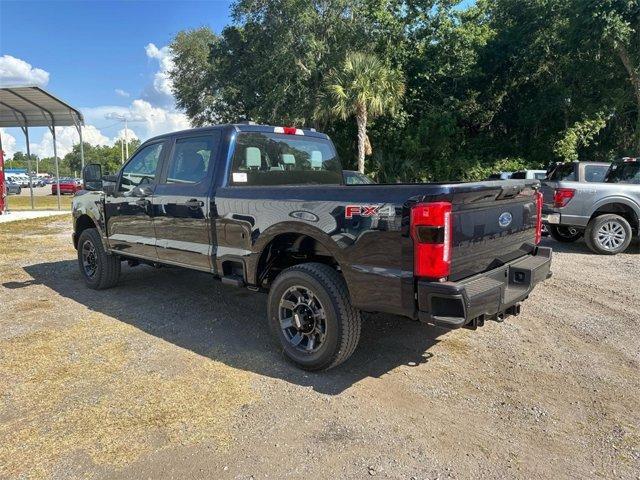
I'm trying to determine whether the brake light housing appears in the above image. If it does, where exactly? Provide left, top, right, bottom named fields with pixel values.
left=410, top=202, right=452, bottom=280
left=274, top=126, right=304, bottom=135
left=535, top=190, right=543, bottom=244
left=553, top=188, right=575, bottom=208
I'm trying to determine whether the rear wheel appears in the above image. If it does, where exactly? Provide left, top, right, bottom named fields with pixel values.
left=267, top=263, right=361, bottom=371
left=548, top=225, right=583, bottom=243
left=584, top=214, right=632, bottom=255
left=77, top=228, right=121, bottom=289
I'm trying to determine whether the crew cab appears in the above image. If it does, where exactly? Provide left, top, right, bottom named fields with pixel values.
left=73, top=124, right=552, bottom=370
left=542, top=158, right=639, bottom=254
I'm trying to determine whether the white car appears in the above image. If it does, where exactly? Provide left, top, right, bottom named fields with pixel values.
left=511, top=170, right=547, bottom=181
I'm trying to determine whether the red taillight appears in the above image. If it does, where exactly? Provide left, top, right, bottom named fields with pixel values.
left=410, top=202, right=452, bottom=280
left=553, top=188, right=575, bottom=208
left=535, top=191, right=543, bottom=244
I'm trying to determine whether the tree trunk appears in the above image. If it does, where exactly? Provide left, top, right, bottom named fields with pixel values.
left=356, top=104, right=367, bottom=174
left=616, top=44, right=640, bottom=152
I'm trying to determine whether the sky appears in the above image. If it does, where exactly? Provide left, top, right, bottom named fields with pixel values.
left=0, top=0, right=233, bottom=159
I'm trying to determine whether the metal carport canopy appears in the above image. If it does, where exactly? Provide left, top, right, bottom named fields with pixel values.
left=0, top=85, right=85, bottom=210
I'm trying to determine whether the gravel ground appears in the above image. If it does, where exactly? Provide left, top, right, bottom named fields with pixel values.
left=0, top=217, right=638, bottom=479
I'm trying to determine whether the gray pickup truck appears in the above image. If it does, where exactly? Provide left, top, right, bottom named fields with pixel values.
left=541, top=158, right=639, bottom=254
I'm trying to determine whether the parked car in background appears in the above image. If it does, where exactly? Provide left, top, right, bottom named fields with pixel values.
left=511, top=170, right=547, bottom=180
left=487, top=172, right=513, bottom=180
left=542, top=157, right=639, bottom=254
left=540, top=161, right=611, bottom=243
left=343, top=170, right=375, bottom=185
left=52, top=178, right=81, bottom=195
left=5, top=180, right=21, bottom=194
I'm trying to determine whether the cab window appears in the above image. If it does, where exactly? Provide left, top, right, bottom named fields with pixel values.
left=548, top=164, right=575, bottom=181
left=164, top=134, right=219, bottom=185
left=230, top=132, right=342, bottom=186
left=606, top=162, right=640, bottom=184
left=120, top=142, right=164, bottom=192
left=584, top=164, right=608, bottom=183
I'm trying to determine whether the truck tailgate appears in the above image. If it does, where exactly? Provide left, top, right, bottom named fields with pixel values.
left=449, top=181, right=539, bottom=281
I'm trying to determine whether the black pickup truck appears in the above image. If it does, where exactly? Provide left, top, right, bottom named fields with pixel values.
left=73, top=124, right=552, bottom=370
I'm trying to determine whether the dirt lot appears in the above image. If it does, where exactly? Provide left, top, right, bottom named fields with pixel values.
left=1, top=216, right=638, bottom=479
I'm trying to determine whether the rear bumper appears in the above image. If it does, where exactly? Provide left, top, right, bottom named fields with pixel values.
left=542, top=207, right=588, bottom=228
left=417, top=247, right=552, bottom=328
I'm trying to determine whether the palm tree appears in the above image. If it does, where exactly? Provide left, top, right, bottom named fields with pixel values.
left=316, top=52, right=404, bottom=174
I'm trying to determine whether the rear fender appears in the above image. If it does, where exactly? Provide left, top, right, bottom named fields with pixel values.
left=588, top=196, right=640, bottom=224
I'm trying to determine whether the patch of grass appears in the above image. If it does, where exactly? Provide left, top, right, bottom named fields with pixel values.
left=0, top=315, right=252, bottom=479
left=0, top=215, right=73, bottom=263
left=6, top=195, right=73, bottom=211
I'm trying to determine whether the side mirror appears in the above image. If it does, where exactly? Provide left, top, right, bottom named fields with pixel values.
left=83, top=164, right=103, bottom=191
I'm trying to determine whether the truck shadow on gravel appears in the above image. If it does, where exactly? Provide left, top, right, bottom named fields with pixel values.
left=13, top=260, right=446, bottom=395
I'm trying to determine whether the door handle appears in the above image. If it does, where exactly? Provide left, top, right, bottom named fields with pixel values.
left=183, top=199, right=204, bottom=209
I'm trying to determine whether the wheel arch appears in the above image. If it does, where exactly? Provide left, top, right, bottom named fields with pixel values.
left=73, top=211, right=108, bottom=250
left=250, top=222, right=348, bottom=288
left=588, top=197, right=640, bottom=231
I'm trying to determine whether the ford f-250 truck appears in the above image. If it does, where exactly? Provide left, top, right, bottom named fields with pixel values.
left=73, top=124, right=552, bottom=370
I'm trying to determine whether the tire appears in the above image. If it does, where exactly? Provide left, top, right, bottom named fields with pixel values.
left=267, top=262, right=361, bottom=371
left=584, top=214, right=632, bottom=255
left=77, top=228, right=121, bottom=289
left=548, top=225, right=583, bottom=243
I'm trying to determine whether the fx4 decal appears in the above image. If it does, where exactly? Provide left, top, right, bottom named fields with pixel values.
left=345, top=204, right=394, bottom=219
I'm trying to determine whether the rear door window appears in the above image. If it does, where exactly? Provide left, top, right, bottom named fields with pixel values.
left=229, top=132, right=342, bottom=186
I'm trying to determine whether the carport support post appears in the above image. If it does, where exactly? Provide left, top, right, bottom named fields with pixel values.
left=24, top=126, right=34, bottom=209
left=51, top=123, right=61, bottom=210
left=79, top=125, right=84, bottom=171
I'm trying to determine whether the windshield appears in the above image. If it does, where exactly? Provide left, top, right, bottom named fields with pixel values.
left=548, top=164, right=575, bottom=181
left=606, top=162, right=640, bottom=184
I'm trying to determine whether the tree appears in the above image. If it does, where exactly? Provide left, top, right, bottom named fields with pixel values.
left=316, top=52, right=404, bottom=173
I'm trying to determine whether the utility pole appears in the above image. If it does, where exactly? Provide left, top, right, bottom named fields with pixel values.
left=124, top=117, right=129, bottom=160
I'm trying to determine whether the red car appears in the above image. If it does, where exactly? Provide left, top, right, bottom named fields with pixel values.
left=51, top=178, right=81, bottom=195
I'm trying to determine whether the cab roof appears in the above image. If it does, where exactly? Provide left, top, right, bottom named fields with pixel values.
left=143, top=123, right=329, bottom=145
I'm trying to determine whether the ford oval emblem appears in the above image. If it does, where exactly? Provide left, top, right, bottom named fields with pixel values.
left=498, top=212, right=513, bottom=228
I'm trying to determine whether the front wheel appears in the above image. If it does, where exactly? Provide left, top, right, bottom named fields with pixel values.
left=548, top=225, right=583, bottom=243
left=77, top=227, right=121, bottom=289
left=584, top=214, right=632, bottom=255
left=267, top=263, right=361, bottom=371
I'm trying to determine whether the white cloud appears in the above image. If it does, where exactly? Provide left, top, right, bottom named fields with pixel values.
left=31, top=125, right=110, bottom=158
left=82, top=100, right=190, bottom=144
left=0, top=128, right=18, bottom=159
left=143, top=43, right=175, bottom=106
left=130, top=99, right=190, bottom=137
left=0, top=55, right=49, bottom=87
left=113, top=127, right=138, bottom=142
left=115, top=88, right=130, bottom=98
